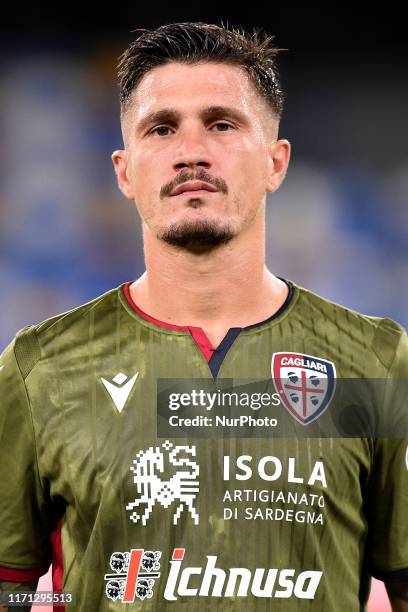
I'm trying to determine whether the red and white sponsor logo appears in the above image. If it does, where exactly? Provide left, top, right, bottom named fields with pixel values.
left=105, top=548, right=322, bottom=602
left=104, top=549, right=161, bottom=602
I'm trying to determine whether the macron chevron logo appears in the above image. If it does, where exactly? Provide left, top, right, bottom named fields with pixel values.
left=101, top=372, right=139, bottom=413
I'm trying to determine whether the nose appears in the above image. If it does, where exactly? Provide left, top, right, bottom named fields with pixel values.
left=172, top=124, right=212, bottom=172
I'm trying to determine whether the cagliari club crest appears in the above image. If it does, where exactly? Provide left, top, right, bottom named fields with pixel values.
left=271, top=352, right=336, bottom=425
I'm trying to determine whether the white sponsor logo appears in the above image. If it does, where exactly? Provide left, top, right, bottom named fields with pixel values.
left=223, top=455, right=327, bottom=488
left=164, top=548, right=322, bottom=601
left=100, top=371, right=138, bottom=413
left=126, top=441, right=200, bottom=526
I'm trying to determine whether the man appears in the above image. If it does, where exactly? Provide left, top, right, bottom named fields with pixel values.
left=0, top=21, right=407, bottom=612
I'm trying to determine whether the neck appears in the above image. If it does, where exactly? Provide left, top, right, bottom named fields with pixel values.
left=129, top=215, right=289, bottom=346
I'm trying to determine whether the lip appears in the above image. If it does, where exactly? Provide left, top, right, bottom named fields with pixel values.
left=170, top=181, right=218, bottom=196
left=173, top=189, right=218, bottom=197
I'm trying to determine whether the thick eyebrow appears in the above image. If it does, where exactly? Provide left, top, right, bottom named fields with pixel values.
left=136, top=105, right=250, bottom=135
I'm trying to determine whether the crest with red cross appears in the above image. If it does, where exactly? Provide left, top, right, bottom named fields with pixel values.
left=271, top=352, right=336, bottom=425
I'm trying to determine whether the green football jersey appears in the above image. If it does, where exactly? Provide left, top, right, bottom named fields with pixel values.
left=0, top=277, right=407, bottom=611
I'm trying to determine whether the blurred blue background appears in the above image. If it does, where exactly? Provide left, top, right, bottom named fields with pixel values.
left=1, top=6, right=407, bottom=350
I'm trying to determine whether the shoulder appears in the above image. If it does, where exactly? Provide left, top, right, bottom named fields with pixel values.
left=290, top=280, right=406, bottom=373
left=2, top=284, right=122, bottom=379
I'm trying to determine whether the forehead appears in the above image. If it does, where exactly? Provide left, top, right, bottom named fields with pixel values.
left=129, top=61, right=265, bottom=120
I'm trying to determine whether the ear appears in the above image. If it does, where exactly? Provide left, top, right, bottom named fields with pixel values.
left=265, top=139, right=291, bottom=193
left=111, top=149, right=135, bottom=200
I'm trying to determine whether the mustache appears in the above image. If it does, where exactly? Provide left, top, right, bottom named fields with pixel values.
left=160, top=169, right=228, bottom=199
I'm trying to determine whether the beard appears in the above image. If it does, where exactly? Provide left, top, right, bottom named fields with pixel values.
left=158, top=217, right=235, bottom=254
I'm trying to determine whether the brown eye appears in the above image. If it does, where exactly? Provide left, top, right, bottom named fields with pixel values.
left=151, top=126, right=172, bottom=136
left=213, top=122, right=234, bottom=131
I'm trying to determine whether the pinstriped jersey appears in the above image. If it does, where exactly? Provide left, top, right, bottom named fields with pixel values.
left=0, top=278, right=407, bottom=611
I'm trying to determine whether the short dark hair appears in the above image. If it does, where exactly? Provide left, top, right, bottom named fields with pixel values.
left=117, top=21, right=287, bottom=122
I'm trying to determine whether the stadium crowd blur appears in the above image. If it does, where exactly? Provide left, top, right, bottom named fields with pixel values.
left=0, top=48, right=407, bottom=350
